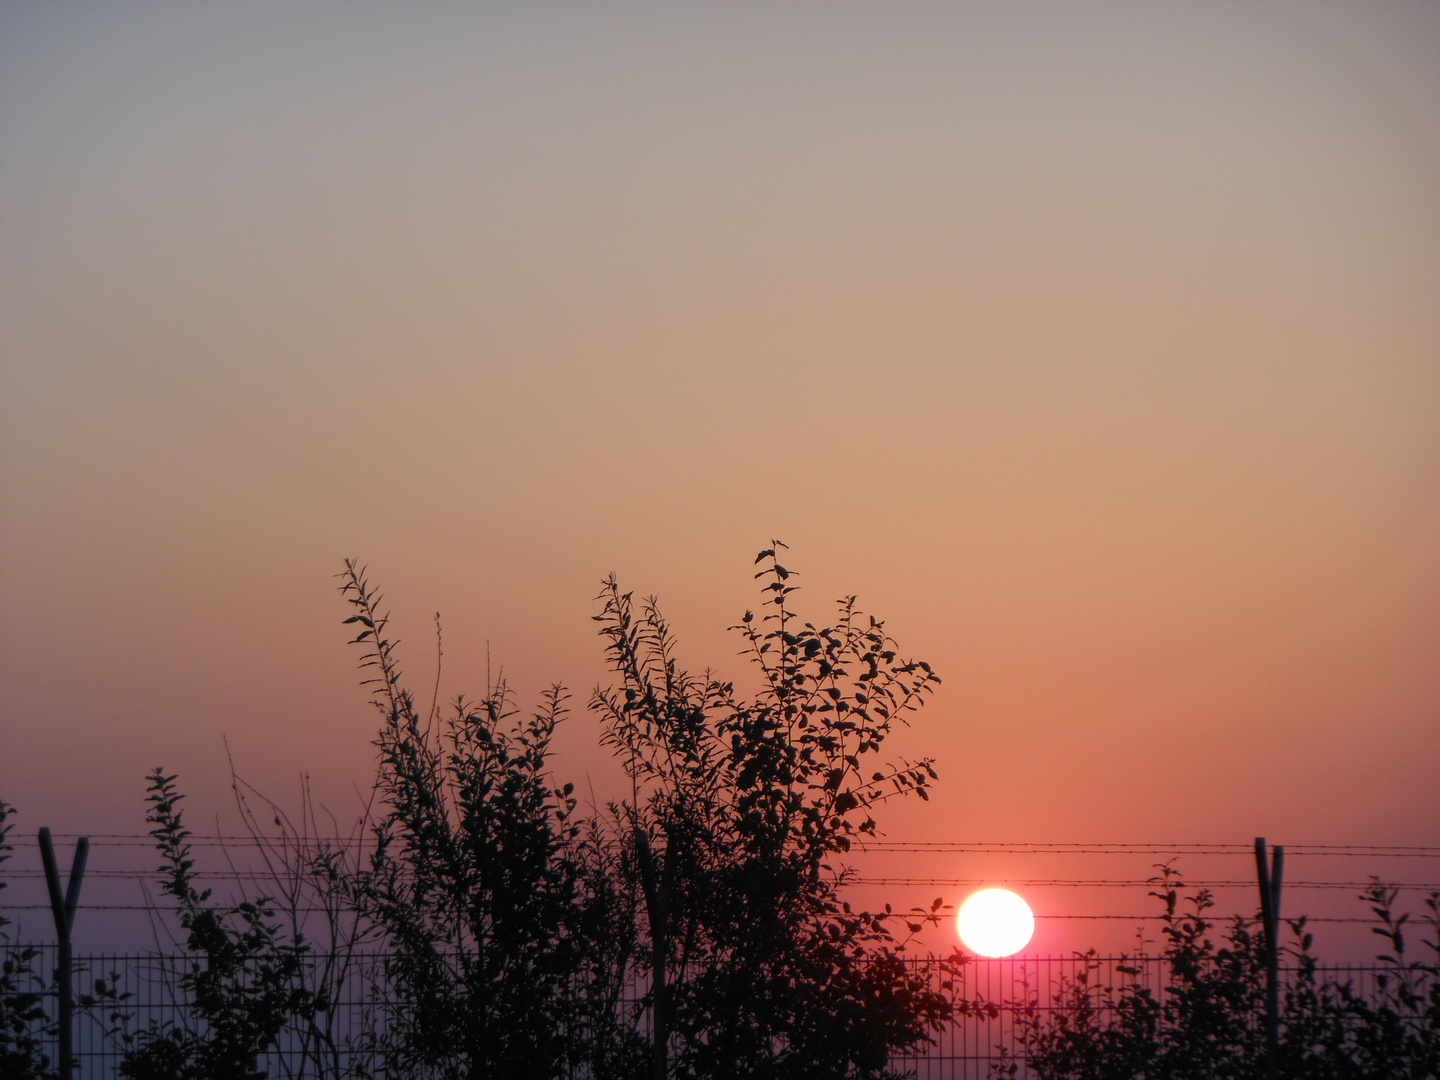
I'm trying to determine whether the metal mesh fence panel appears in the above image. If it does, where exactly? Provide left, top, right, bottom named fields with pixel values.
left=0, top=945, right=1425, bottom=1079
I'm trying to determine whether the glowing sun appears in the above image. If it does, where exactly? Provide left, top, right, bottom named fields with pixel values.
left=957, top=888, right=1035, bottom=957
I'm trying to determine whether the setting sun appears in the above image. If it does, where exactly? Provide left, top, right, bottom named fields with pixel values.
left=957, top=888, right=1035, bottom=957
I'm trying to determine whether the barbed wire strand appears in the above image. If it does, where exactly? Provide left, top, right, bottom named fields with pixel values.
left=9, top=835, right=1439, bottom=855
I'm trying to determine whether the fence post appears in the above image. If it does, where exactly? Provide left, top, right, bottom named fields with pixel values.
left=1254, top=837, right=1283, bottom=1080
left=39, top=828, right=89, bottom=1078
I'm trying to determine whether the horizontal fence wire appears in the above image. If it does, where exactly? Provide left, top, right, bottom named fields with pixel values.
left=11, top=872, right=1440, bottom=890
left=0, top=910, right=1405, bottom=927
left=12, top=836, right=1440, bottom=855
left=0, top=945, right=1422, bottom=1080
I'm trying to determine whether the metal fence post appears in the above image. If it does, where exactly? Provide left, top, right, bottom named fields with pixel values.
left=1254, top=837, right=1283, bottom=1080
left=39, top=828, right=88, bottom=1078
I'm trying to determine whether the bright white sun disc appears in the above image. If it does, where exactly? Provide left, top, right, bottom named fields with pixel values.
left=957, top=888, right=1034, bottom=957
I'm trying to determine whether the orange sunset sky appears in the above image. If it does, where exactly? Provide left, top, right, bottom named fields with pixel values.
left=2, top=3, right=1438, bottom=956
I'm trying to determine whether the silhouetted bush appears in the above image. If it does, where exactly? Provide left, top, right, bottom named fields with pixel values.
left=592, top=544, right=959, bottom=1079
left=115, top=771, right=319, bottom=1080
left=335, top=560, right=643, bottom=1080
left=330, top=545, right=960, bottom=1079
left=995, top=867, right=1440, bottom=1079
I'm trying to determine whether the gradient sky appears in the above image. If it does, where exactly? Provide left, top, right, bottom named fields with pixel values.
left=2, top=3, right=1438, bottom=955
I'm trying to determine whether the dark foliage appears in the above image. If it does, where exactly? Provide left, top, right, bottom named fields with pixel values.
left=0, top=800, right=55, bottom=1080
left=592, top=544, right=960, bottom=1080
left=996, top=866, right=1440, bottom=1079
left=1281, top=881, right=1440, bottom=1078
left=115, top=771, right=318, bottom=1080
left=336, top=560, right=644, bottom=1080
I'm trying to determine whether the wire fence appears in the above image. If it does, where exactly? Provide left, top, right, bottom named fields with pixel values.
left=6, top=835, right=1436, bottom=1076
left=0, top=944, right=1413, bottom=1080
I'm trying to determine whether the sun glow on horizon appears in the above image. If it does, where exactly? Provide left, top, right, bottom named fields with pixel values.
left=957, top=888, right=1035, bottom=957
